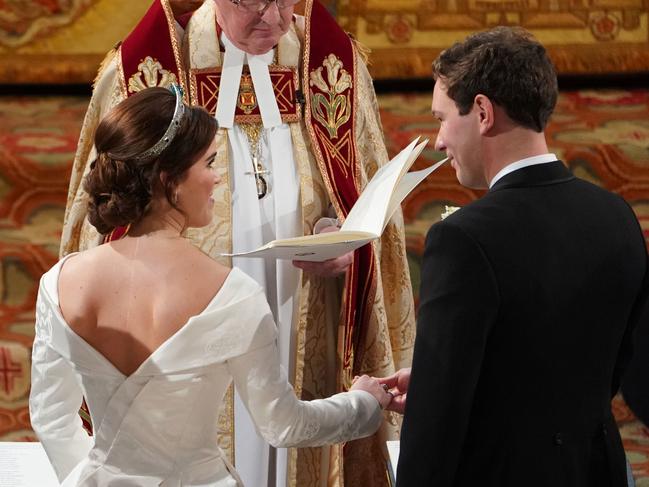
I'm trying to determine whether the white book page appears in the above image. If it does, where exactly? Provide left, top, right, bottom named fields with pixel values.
left=0, top=442, right=58, bottom=487
left=227, top=237, right=375, bottom=261
left=382, top=157, right=448, bottom=231
left=225, top=137, right=443, bottom=261
left=340, top=137, right=420, bottom=234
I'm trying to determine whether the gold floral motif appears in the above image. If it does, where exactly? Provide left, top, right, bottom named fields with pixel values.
left=309, top=54, right=352, bottom=139
left=127, top=56, right=178, bottom=93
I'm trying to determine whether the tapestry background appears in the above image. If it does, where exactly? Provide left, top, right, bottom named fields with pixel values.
left=1, top=0, right=647, bottom=83
left=0, top=0, right=151, bottom=84
left=336, top=0, right=649, bottom=78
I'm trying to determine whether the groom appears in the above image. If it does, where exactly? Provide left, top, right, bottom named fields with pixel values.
left=380, top=26, right=649, bottom=487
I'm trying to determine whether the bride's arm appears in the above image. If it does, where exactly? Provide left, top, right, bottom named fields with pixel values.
left=29, top=292, right=93, bottom=482
left=226, top=304, right=383, bottom=448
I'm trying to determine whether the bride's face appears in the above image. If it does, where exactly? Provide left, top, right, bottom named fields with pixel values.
left=174, top=138, right=220, bottom=228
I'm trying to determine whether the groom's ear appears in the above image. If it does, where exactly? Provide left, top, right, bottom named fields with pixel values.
left=474, top=94, right=495, bottom=136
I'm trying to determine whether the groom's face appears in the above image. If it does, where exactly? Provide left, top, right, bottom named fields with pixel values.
left=431, top=80, right=486, bottom=189
left=214, top=0, right=294, bottom=55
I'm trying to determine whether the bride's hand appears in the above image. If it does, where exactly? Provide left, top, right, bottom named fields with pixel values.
left=350, top=375, right=392, bottom=409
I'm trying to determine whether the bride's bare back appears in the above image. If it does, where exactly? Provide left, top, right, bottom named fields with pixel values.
left=57, top=235, right=230, bottom=376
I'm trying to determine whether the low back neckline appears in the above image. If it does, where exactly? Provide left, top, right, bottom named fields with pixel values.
left=51, top=253, right=235, bottom=378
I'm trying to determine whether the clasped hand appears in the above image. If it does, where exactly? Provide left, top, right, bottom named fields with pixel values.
left=349, top=368, right=411, bottom=413
left=376, top=367, right=411, bottom=414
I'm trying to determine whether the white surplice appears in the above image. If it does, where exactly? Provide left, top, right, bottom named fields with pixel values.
left=29, top=257, right=382, bottom=487
left=218, top=36, right=303, bottom=487
left=229, top=121, right=302, bottom=487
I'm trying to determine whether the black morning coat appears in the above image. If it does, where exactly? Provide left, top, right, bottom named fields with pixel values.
left=398, top=161, right=649, bottom=487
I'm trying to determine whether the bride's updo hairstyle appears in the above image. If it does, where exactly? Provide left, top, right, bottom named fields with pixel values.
left=84, top=87, right=218, bottom=235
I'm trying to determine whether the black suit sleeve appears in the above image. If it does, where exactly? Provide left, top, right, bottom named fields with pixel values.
left=619, top=250, right=649, bottom=420
left=397, top=221, right=499, bottom=487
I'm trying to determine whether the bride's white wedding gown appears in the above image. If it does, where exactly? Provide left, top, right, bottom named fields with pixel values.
left=30, top=258, right=382, bottom=486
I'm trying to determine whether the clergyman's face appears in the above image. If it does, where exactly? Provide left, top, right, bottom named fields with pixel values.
left=431, top=80, right=486, bottom=189
left=214, top=0, right=294, bottom=55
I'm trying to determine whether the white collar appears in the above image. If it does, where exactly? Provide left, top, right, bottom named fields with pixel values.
left=215, top=34, right=282, bottom=129
left=489, top=153, right=558, bottom=188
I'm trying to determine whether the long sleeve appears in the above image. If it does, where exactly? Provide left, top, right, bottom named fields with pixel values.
left=397, top=221, right=499, bottom=487
left=226, top=308, right=383, bottom=448
left=29, top=294, right=93, bottom=483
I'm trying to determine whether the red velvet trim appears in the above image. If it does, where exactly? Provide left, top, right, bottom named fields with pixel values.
left=104, top=225, right=129, bottom=243
left=192, top=67, right=299, bottom=122
left=176, top=11, right=194, bottom=29
left=120, top=0, right=182, bottom=97
left=304, top=0, right=377, bottom=380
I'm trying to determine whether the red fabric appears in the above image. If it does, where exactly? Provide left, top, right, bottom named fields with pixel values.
left=176, top=11, right=194, bottom=29
left=193, top=68, right=298, bottom=119
left=120, top=0, right=182, bottom=97
left=303, top=0, right=376, bottom=379
left=104, top=225, right=129, bottom=242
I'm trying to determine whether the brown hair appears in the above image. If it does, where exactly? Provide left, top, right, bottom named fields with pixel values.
left=432, top=26, right=558, bottom=132
left=84, top=87, right=218, bottom=234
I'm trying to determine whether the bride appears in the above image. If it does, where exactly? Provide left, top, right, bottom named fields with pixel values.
left=29, top=86, right=391, bottom=486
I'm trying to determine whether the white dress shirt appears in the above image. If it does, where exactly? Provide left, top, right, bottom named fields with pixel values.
left=489, top=153, right=558, bottom=188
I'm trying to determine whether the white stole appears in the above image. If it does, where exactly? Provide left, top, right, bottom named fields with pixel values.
left=212, top=29, right=302, bottom=487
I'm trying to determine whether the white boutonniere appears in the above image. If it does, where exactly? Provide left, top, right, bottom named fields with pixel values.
left=441, top=205, right=460, bottom=220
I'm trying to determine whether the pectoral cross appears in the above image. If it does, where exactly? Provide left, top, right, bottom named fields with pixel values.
left=246, top=154, right=270, bottom=199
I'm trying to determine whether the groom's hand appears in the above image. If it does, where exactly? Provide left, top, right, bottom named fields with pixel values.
left=377, top=367, right=411, bottom=414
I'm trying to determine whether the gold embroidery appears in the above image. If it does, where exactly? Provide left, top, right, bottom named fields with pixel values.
left=314, top=125, right=354, bottom=180
left=237, top=73, right=258, bottom=114
left=309, top=54, right=353, bottom=139
left=189, top=65, right=300, bottom=124
left=127, top=56, right=179, bottom=93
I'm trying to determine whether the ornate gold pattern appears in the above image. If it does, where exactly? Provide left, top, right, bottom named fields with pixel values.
left=189, top=65, right=301, bottom=124
left=337, top=0, right=649, bottom=77
left=127, top=56, right=179, bottom=93
left=313, top=125, right=355, bottom=180
left=237, top=73, right=258, bottom=114
left=309, top=54, right=352, bottom=139
left=159, top=0, right=189, bottom=102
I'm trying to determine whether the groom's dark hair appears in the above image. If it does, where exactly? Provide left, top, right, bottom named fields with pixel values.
left=432, top=26, right=558, bottom=133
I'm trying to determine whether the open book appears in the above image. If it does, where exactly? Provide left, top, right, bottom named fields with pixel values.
left=224, top=137, right=447, bottom=262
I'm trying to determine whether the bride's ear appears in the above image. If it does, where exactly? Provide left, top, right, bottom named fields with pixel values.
left=155, top=171, right=172, bottom=201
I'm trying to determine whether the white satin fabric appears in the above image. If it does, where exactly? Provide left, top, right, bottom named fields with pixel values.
left=29, top=258, right=382, bottom=486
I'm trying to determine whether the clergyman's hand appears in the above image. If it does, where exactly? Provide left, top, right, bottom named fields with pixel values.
left=292, top=225, right=353, bottom=277
left=377, top=367, right=411, bottom=414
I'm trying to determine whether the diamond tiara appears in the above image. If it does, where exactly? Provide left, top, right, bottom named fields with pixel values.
left=133, top=84, right=186, bottom=161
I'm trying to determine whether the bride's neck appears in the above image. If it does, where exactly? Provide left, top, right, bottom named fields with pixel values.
left=127, top=208, right=185, bottom=239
